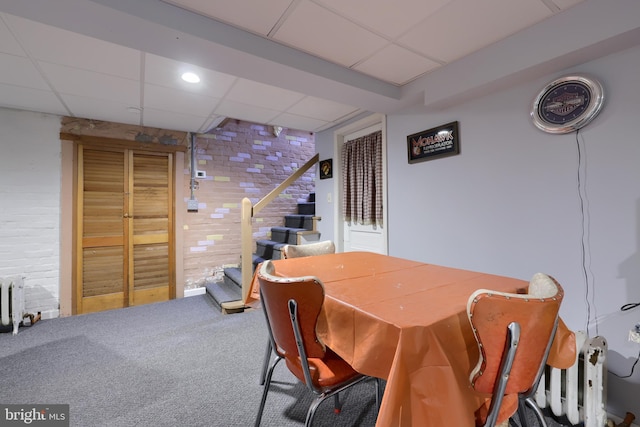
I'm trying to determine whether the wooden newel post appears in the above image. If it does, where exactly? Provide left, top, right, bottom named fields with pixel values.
left=240, top=197, right=253, bottom=303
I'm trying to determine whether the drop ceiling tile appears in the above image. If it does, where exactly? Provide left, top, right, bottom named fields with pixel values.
left=274, top=0, right=388, bottom=68
left=399, top=0, right=552, bottom=63
left=0, top=83, right=68, bottom=115
left=142, top=107, right=209, bottom=132
left=0, top=15, right=26, bottom=56
left=354, top=45, right=441, bottom=85
left=0, top=0, right=593, bottom=133
left=329, top=109, right=365, bottom=125
left=288, top=96, right=360, bottom=122
left=226, top=79, right=305, bottom=111
left=5, top=14, right=140, bottom=80
left=144, top=83, right=219, bottom=117
left=315, top=0, right=452, bottom=39
left=198, top=115, right=226, bottom=133
left=215, top=99, right=280, bottom=125
left=144, top=53, right=237, bottom=97
left=551, top=0, right=583, bottom=10
left=38, top=62, right=139, bottom=105
left=161, top=0, right=293, bottom=36
left=0, top=53, right=50, bottom=90
left=62, top=94, right=141, bottom=125
left=269, top=112, right=328, bottom=133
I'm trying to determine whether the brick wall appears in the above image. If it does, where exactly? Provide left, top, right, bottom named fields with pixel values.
left=182, top=120, right=316, bottom=288
left=0, top=109, right=62, bottom=319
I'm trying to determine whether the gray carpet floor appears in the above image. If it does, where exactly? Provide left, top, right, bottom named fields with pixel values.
left=0, top=295, right=571, bottom=426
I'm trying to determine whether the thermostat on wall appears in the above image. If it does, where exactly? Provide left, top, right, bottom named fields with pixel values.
left=195, top=170, right=206, bottom=178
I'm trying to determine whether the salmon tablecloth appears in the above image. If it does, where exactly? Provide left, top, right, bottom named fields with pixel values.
left=246, top=251, right=575, bottom=427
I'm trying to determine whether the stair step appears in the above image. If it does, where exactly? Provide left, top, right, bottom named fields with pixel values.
left=223, top=267, right=243, bottom=288
left=205, top=278, right=242, bottom=308
left=296, top=231, right=321, bottom=244
left=297, top=202, right=315, bottom=216
left=270, top=227, right=308, bottom=244
left=255, top=240, right=285, bottom=259
left=284, top=214, right=314, bottom=230
left=253, top=254, right=274, bottom=269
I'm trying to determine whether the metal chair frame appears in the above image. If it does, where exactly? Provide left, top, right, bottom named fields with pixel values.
left=259, top=241, right=335, bottom=386
left=483, top=317, right=559, bottom=427
left=255, top=260, right=381, bottom=427
left=468, top=274, right=563, bottom=427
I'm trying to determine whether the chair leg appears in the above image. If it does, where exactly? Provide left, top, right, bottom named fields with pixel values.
left=375, top=378, right=383, bottom=411
left=516, top=401, right=530, bottom=427
left=305, top=397, right=326, bottom=427
left=259, top=340, right=272, bottom=385
left=516, top=396, right=548, bottom=427
left=333, top=393, right=342, bottom=413
left=254, top=354, right=282, bottom=427
left=304, top=377, right=372, bottom=427
left=523, top=397, right=547, bottom=427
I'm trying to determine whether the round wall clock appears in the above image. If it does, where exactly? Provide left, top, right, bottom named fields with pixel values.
left=531, top=74, right=604, bottom=134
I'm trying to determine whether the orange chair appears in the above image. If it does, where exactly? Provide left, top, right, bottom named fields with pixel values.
left=255, top=260, right=381, bottom=427
left=259, top=240, right=336, bottom=385
left=467, top=273, right=564, bottom=427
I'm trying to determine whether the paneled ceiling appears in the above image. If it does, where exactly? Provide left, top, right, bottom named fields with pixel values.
left=1, top=0, right=636, bottom=134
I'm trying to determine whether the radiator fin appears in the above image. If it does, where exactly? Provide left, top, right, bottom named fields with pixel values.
left=535, top=331, right=608, bottom=427
left=0, top=276, right=26, bottom=335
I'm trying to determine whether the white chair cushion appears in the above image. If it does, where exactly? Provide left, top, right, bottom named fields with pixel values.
left=528, top=273, right=558, bottom=298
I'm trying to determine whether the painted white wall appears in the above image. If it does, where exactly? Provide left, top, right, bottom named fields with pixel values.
left=317, top=44, right=640, bottom=420
left=0, top=109, right=61, bottom=319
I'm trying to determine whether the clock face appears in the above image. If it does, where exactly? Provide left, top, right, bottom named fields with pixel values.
left=531, top=75, right=604, bottom=134
left=538, top=82, right=591, bottom=125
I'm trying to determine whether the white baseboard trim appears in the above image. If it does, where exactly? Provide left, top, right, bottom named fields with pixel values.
left=39, top=309, right=59, bottom=320
left=184, top=287, right=206, bottom=297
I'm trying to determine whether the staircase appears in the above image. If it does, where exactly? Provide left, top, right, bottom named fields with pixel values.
left=205, top=193, right=318, bottom=312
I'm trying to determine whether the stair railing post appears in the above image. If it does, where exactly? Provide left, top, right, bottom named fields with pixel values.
left=234, top=153, right=318, bottom=309
left=241, top=197, right=253, bottom=303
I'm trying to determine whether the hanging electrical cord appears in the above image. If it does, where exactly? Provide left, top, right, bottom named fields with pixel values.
left=621, top=302, right=640, bottom=311
left=576, top=129, right=598, bottom=336
left=612, top=304, right=640, bottom=379
left=611, top=349, right=640, bottom=379
left=576, top=127, right=640, bottom=380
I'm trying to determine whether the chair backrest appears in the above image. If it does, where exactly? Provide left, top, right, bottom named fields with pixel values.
left=257, top=260, right=327, bottom=360
left=282, top=240, right=335, bottom=259
left=467, top=273, right=564, bottom=396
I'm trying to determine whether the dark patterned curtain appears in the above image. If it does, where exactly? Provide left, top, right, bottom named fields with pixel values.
left=341, top=130, right=383, bottom=226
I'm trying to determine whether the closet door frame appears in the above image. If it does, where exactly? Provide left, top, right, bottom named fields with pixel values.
left=66, top=133, right=185, bottom=315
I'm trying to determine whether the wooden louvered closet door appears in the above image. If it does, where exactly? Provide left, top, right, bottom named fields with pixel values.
left=77, top=145, right=174, bottom=314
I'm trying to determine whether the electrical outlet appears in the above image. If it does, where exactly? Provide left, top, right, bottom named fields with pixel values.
left=187, top=199, right=199, bottom=212
left=629, top=328, right=640, bottom=344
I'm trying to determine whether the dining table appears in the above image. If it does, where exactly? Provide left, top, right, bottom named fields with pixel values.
left=246, top=251, right=576, bottom=427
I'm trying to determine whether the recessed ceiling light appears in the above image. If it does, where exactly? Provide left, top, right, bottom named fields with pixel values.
left=181, top=72, right=200, bottom=83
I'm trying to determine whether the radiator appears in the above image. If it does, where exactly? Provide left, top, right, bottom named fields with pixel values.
left=535, top=331, right=608, bottom=427
left=0, top=276, right=26, bottom=335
